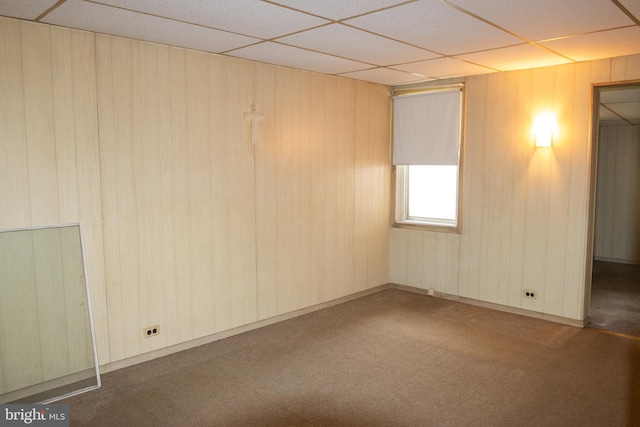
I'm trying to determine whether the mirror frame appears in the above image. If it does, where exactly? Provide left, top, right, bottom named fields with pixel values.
left=0, top=223, right=101, bottom=403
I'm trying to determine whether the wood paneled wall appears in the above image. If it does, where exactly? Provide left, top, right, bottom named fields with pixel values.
left=594, top=125, right=640, bottom=263
left=252, top=65, right=390, bottom=320
left=390, top=54, right=640, bottom=321
left=95, top=36, right=261, bottom=361
left=0, top=19, right=109, bottom=363
left=0, top=17, right=390, bottom=366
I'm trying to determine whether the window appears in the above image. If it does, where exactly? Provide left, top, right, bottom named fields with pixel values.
left=393, top=87, right=463, bottom=231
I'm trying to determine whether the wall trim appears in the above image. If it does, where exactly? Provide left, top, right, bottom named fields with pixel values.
left=390, top=283, right=588, bottom=328
left=100, top=284, right=391, bottom=374
left=101, top=281, right=593, bottom=375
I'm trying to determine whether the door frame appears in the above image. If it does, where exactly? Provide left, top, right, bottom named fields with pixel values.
left=584, top=79, right=640, bottom=321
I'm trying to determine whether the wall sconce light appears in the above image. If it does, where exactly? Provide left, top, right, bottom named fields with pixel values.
left=532, top=112, right=558, bottom=147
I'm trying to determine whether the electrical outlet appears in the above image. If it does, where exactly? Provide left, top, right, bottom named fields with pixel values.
left=523, top=290, right=537, bottom=299
left=143, top=325, right=160, bottom=338
left=428, top=288, right=435, bottom=296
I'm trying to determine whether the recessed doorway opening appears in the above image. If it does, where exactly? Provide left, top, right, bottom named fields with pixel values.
left=588, top=82, right=640, bottom=338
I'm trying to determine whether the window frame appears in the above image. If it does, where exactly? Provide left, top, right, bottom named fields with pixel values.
left=392, top=85, right=464, bottom=234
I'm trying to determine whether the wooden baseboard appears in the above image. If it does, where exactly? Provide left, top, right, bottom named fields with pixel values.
left=100, top=284, right=391, bottom=374
left=390, top=283, right=587, bottom=328
left=101, top=282, right=590, bottom=375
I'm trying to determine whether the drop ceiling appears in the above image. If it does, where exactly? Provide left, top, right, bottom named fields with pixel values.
left=1, top=0, right=639, bottom=86
left=599, top=86, right=640, bottom=126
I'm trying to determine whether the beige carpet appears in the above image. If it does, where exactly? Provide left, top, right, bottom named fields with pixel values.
left=63, top=289, right=640, bottom=426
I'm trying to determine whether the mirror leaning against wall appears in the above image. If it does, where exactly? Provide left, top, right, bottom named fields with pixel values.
left=0, top=224, right=100, bottom=404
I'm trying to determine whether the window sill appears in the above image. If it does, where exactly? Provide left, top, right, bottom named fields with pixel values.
left=393, top=221, right=462, bottom=234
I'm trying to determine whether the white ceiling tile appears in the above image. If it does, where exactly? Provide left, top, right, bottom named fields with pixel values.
left=618, top=0, right=640, bottom=21
left=394, top=57, right=496, bottom=79
left=607, top=101, right=640, bottom=121
left=540, top=27, right=640, bottom=62
left=445, top=0, right=634, bottom=41
left=600, top=87, right=640, bottom=104
left=599, top=106, right=621, bottom=121
left=266, top=0, right=409, bottom=20
left=600, top=86, right=640, bottom=123
left=346, top=0, right=523, bottom=55
left=599, top=120, right=628, bottom=127
left=3, top=0, right=640, bottom=84
left=456, top=44, right=572, bottom=72
left=339, top=68, right=432, bottom=86
left=277, top=23, right=439, bottom=66
left=42, top=0, right=259, bottom=53
left=229, top=42, right=371, bottom=75
left=0, top=0, right=58, bottom=20
left=95, top=0, right=329, bottom=39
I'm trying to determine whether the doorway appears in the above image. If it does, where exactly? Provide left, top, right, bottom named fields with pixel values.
left=588, top=82, right=640, bottom=338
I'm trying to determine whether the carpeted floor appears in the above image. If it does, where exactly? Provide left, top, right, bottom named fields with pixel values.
left=589, top=260, right=640, bottom=338
left=63, top=289, right=640, bottom=426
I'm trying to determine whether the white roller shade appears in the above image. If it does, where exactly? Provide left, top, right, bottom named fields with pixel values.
left=393, top=89, right=461, bottom=165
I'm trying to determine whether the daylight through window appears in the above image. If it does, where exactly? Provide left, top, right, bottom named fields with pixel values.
left=393, top=87, right=462, bottom=230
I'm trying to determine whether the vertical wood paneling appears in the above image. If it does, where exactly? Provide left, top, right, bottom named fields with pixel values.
left=96, top=35, right=134, bottom=361
left=21, top=22, right=60, bottom=226
left=0, top=17, right=105, bottom=386
left=210, top=57, right=257, bottom=332
left=370, top=83, right=392, bottom=288
left=478, top=74, right=500, bottom=301
left=520, top=67, right=554, bottom=313
left=0, top=18, right=31, bottom=228
left=566, top=59, right=609, bottom=319
left=612, top=128, right=633, bottom=259
left=7, top=15, right=640, bottom=366
left=274, top=67, right=304, bottom=314
left=254, top=67, right=390, bottom=318
left=504, top=70, right=528, bottom=308
left=443, top=234, right=460, bottom=295
left=542, top=64, right=575, bottom=316
left=594, top=125, right=640, bottom=263
left=50, top=27, right=79, bottom=223
left=151, top=43, right=175, bottom=351
left=353, top=82, right=372, bottom=293
left=389, top=228, right=406, bottom=285
left=254, top=62, right=279, bottom=320
left=308, top=73, right=328, bottom=303
left=594, top=127, right=610, bottom=257
left=184, top=49, right=215, bottom=340
left=95, top=34, right=124, bottom=362
left=493, top=72, right=516, bottom=306
left=167, top=46, right=191, bottom=343
left=611, top=54, right=640, bottom=81
left=3, top=16, right=391, bottom=370
left=134, top=39, right=163, bottom=354
left=96, top=37, right=261, bottom=357
left=406, top=232, right=424, bottom=286
left=389, top=227, right=460, bottom=293
left=390, top=53, right=640, bottom=322
left=458, top=74, right=487, bottom=300
left=68, top=29, right=108, bottom=365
